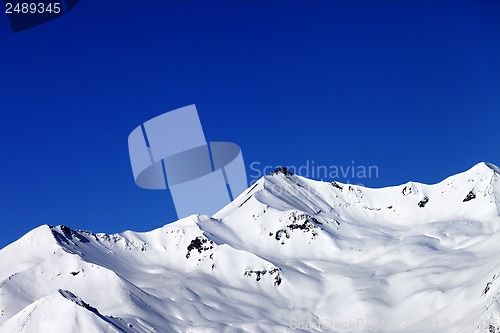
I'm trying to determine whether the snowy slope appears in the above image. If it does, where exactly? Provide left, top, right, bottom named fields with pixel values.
left=1, top=290, right=128, bottom=333
left=1, top=162, right=500, bottom=333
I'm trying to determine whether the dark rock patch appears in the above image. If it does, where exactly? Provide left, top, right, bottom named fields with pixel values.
left=244, top=267, right=283, bottom=286
left=418, top=196, right=429, bottom=208
left=186, top=236, right=214, bottom=259
left=482, top=282, right=492, bottom=296
left=269, top=166, right=293, bottom=176
left=244, top=269, right=267, bottom=281
left=463, top=190, right=476, bottom=202
left=331, top=182, right=343, bottom=190
left=270, top=212, right=321, bottom=244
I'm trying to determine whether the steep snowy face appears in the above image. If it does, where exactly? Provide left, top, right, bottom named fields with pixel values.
left=212, top=162, right=500, bottom=257
left=244, top=162, right=500, bottom=228
left=1, top=163, right=500, bottom=333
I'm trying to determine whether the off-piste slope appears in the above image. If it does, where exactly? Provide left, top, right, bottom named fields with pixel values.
left=1, top=162, right=500, bottom=333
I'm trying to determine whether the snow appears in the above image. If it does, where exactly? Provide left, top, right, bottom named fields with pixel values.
left=1, top=162, right=500, bottom=332
left=0, top=290, right=125, bottom=333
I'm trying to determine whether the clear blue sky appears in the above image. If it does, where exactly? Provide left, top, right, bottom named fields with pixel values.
left=1, top=1, right=499, bottom=249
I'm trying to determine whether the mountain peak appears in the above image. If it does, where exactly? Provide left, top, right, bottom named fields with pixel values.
left=468, top=161, right=500, bottom=175
left=2, top=164, right=500, bottom=332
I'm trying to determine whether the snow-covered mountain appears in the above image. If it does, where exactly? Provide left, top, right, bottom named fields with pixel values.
left=1, top=162, right=500, bottom=333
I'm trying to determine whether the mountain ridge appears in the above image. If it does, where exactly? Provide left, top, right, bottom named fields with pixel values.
left=1, top=163, right=500, bottom=332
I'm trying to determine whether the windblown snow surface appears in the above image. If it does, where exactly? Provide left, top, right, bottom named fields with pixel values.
left=1, top=162, right=500, bottom=333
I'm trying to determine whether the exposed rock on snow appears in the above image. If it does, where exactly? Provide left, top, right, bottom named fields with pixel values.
left=1, top=162, right=500, bottom=332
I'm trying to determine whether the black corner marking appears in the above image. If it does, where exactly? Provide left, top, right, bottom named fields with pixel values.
left=4, top=0, right=79, bottom=33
